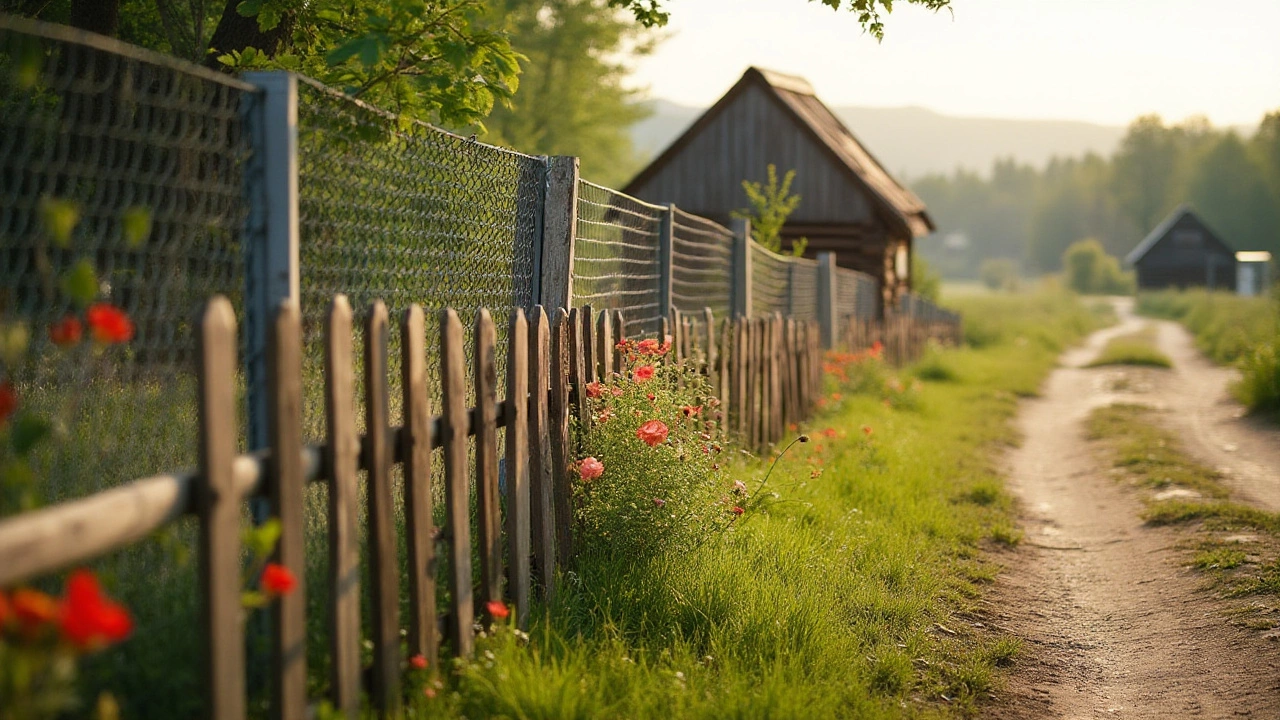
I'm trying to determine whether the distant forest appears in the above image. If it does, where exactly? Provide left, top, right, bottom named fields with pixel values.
left=914, top=113, right=1280, bottom=279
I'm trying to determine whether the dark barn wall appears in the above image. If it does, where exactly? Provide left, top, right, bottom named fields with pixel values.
left=1134, top=213, right=1237, bottom=290
left=625, top=83, right=876, bottom=226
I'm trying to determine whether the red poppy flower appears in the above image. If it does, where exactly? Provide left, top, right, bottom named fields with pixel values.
left=646, top=393, right=655, bottom=402
left=611, top=387, right=624, bottom=397
left=637, top=338, right=661, bottom=355
left=486, top=601, right=510, bottom=620
left=634, top=365, right=655, bottom=382
left=261, top=563, right=297, bottom=597
left=585, top=381, right=604, bottom=399
left=862, top=425, right=873, bottom=437
left=681, top=405, right=701, bottom=418
left=409, top=654, right=428, bottom=670
left=578, top=457, right=604, bottom=481
left=86, top=303, right=134, bottom=344
left=652, top=497, right=665, bottom=507
left=0, top=382, right=15, bottom=427
left=11, top=588, right=59, bottom=632
left=49, top=316, right=83, bottom=346
left=59, top=570, right=133, bottom=649
left=821, top=428, right=838, bottom=438
left=730, top=506, right=745, bottom=516
left=636, top=419, right=669, bottom=447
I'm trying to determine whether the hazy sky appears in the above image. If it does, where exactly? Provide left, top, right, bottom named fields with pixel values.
left=627, top=0, right=1280, bottom=126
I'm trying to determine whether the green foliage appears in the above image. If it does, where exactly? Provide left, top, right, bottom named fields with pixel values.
left=575, top=342, right=735, bottom=559
left=914, top=110, right=1280, bottom=279
left=734, top=164, right=807, bottom=257
left=1137, top=289, right=1280, bottom=417
left=910, top=254, right=940, bottom=301
left=951, top=281, right=1110, bottom=365
left=482, top=0, right=655, bottom=186
left=1062, top=238, right=1133, bottom=295
left=600, top=0, right=951, bottom=35
left=978, top=258, right=1019, bottom=292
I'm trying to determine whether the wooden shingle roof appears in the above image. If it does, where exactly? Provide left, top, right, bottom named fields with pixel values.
left=625, top=67, right=933, bottom=237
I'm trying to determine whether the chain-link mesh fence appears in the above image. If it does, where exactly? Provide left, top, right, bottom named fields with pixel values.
left=670, top=208, right=733, bottom=320
left=296, top=77, right=544, bottom=438
left=751, top=242, right=818, bottom=319
left=572, top=180, right=664, bottom=336
left=0, top=16, right=254, bottom=717
left=836, top=266, right=879, bottom=321
left=0, top=16, right=253, bottom=502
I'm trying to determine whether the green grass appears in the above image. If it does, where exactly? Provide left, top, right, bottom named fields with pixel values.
left=1137, top=289, right=1280, bottom=416
left=1086, top=404, right=1226, bottom=498
left=1085, top=326, right=1172, bottom=368
left=391, top=287, right=1105, bottom=718
left=43, top=287, right=1106, bottom=718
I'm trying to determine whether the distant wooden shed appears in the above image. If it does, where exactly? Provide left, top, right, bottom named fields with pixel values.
left=623, top=67, right=933, bottom=311
left=1125, top=206, right=1237, bottom=291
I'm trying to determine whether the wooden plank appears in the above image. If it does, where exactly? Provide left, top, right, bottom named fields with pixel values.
left=474, top=310, right=503, bottom=616
left=595, top=309, right=613, bottom=381
left=364, top=302, right=401, bottom=715
left=539, top=156, right=579, bottom=311
left=505, top=309, right=531, bottom=629
left=527, top=307, right=555, bottom=600
left=568, top=307, right=589, bottom=438
left=324, top=296, right=361, bottom=717
left=612, top=310, right=626, bottom=371
left=549, top=309, right=574, bottom=566
left=581, top=304, right=596, bottom=384
left=670, top=310, right=683, bottom=365
left=703, top=309, right=716, bottom=386
left=267, top=299, right=306, bottom=720
left=401, top=305, right=437, bottom=671
left=197, top=296, right=245, bottom=720
left=768, top=316, right=781, bottom=445
left=732, top=318, right=745, bottom=439
left=746, top=319, right=760, bottom=451
left=440, top=309, right=474, bottom=657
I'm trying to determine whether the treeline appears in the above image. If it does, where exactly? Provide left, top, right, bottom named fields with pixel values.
left=914, top=113, right=1280, bottom=278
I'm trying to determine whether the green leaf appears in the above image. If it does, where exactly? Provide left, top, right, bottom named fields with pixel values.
left=39, top=197, right=80, bottom=248
left=11, top=414, right=51, bottom=455
left=0, top=322, right=30, bottom=366
left=121, top=206, right=152, bottom=248
left=0, top=459, right=36, bottom=502
left=241, top=590, right=267, bottom=609
left=61, top=259, right=99, bottom=307
left=244, top=518, right=282, bottom=558
left=327, top=37, right=377, bottom=67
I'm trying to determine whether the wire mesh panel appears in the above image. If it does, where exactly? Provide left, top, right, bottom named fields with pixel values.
left=296, top=77, right=544, bottom=435
left=750, top=242, right=789, bottom=317
left=0, top=16, right=253, bottom=502
left=787, top=259, right=819, bottom=320
left=836, top=266, right=878, bottom=321
left=670, top=208, right=733, bottom=319
left=573, top=180, right=664, bottom=336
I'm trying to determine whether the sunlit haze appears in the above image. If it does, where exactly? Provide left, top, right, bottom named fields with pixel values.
left=628, top=0, right=1280, bottom=126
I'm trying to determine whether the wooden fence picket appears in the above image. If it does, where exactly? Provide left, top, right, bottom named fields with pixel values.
left=401, top=305, right=437, bottom=671
left=266, top=300, right=306, bottom=720
left=440, top=309, right=474, bottom=658
left=505, top=309, right=531, bottom=628
left=196, top=296, right=245, bottom=720
left=528, top=307, right=555, bottom=599
left=324, top=297, right=361, bottom=717
left=596, top=310, right=613, bottom=380
left=549, top=309, right=575, bottom=566
left=475, top=310, right=503, bottom=618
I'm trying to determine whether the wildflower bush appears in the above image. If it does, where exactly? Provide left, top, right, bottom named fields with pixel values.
left=820, top=341, right=923, bottom=410
left=573, top=338, right=742, bottom=559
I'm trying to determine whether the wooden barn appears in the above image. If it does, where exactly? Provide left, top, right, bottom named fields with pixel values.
left=623, top=67, right=933, bottom=311
left=1125, top=205, right=1237, bottom=291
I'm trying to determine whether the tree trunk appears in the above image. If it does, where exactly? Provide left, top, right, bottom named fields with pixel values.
left=69, top=0, right=120, bottom=37
left=203, top=0, right=293, bottom=69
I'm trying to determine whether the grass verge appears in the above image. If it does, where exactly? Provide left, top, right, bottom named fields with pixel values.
left=1086, top=402, right=1280, bottom=632
left=397, top=288, right=1104, bottom=719
left=1084, top=326, right=1172, bottom=369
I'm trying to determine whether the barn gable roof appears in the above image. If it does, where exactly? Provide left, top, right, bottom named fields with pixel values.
left=1125, top=205, right=1236, bottom=265
left=624, top=67, right=933, bottom=237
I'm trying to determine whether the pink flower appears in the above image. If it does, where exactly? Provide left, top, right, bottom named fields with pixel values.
left=486, top=601, right=510, bottom=620
left=586, top=381, right=604, bottom=399
left=634, top=365, right=655, bottom=382
left=611, top=387, right=624, bottom=397
left=732, top=480, right=747, bottom=494
left=681, top=405, right=702, bottom=418
left=636, top=420, right=669, bottom=447
left=409, top=654, right=428, bottom=670
left=653, top=498, right=666, bottom=507
left=578, top=457, right=604, bottom=481
left=637, top=338, right=662, bottom=355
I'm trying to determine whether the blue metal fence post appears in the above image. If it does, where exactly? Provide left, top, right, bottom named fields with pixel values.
left=242, top=71, right=300, bottom=455
left=658, top=203, right=675, bottom=326
left=817, top=252, right=837, bottom=349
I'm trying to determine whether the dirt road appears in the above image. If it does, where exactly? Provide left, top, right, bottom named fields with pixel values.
left=988, top=300, right=1280, bottom=718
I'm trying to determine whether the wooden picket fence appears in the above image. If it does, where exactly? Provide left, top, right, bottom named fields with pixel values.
left=0, top=293, right=833, bottom=720
left=842, top=312, right=963, bottom=365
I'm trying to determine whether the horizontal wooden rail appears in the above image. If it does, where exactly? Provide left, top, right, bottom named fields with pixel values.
left=0, top=398, right=516, bottom=586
